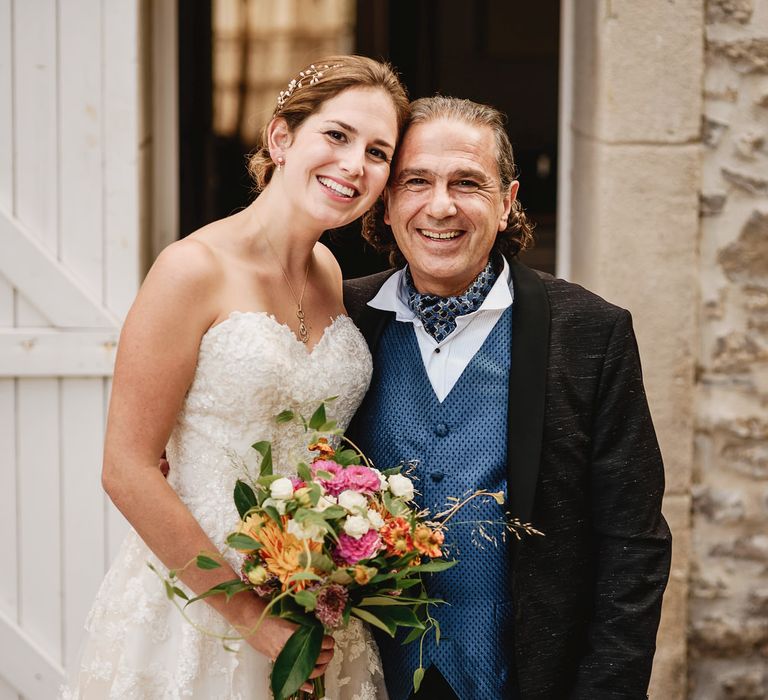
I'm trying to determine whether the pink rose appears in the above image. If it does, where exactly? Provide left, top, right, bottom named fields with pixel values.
left=342, top=465, right=381, bottom=494
left=334, top=529, right=382, bottom=566
left=311, top=460, right=347, bottom=496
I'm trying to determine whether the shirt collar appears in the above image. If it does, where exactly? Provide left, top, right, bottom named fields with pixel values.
left=367, top=256, right=514, bottom=322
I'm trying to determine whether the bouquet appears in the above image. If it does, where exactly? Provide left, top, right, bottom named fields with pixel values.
left=157, top=401, right=540, bottom=699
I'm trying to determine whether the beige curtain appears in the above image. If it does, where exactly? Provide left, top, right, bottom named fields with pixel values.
left=213, top=0, right=356, bottom=144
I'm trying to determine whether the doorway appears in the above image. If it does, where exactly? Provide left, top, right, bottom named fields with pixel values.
left=177, top=0, right=559, bottom=276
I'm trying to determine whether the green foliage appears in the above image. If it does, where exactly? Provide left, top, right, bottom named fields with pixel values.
left=294, top=589, right=317, bottom=612
left=251, top=441, right=273, bottom=476
left=195, top=555, right=222, bottom=570
left=233, top=480, right=258, bottom=519
left=225, top=532, right=261, bottom=550
left=334, top=449, right=362, bottom=467
left=413, top=667, right=425, bottom=693
left=270, top=624, right=323, bottom=700
left=186, top=579, right=249, bottom=606
left=308, top=404, right=326, bottom=430
left=275, top=410, right=295, bottom=424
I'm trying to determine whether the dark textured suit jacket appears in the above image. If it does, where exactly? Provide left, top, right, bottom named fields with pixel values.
left=343, top=259, right=672, bottom=700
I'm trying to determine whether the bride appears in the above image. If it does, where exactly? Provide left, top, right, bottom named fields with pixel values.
left=61, top=55, right=408, bottom=699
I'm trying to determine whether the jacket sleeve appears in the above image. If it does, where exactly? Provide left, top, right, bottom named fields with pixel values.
left=570, top=309, right=672, bottom=699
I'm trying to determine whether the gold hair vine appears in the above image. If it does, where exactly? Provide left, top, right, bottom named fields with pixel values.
left=275, top=64, right=342, bottom=111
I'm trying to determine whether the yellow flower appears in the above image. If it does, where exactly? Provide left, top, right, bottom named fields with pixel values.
left=353, top=565, right=377, bottom=585
left=412, top=525, right=444, bottom=558
left=257, top=517, right=321, bottom=591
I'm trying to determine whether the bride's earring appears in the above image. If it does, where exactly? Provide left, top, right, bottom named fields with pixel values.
left=277, top=156, right=284, bottom=172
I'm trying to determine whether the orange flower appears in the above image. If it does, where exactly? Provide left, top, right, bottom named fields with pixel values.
left=412, top=525, right=444, bottom=558
left=309, top=437, right=335, bottom=460
left=255, top=517, right=322, bottom=591
left=380, top=517, right=414, bottom=557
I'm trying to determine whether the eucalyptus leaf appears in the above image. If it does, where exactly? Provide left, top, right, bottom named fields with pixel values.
left=275, top=410, right=295, bottom=424
left=233, top=480, right=258, bottom=519
left=263, top=506, right=283, bottom=529
left=413, top=667, right=425, bottom=693
left=334, top=449, right=361, bottom=467
left=308, top=404, right=327, bottom=430
left=286, top=571, right=322, bottom=583
left=297, top=462, right=312, bottom=482
left=172, top=586, right=189, bottom=601
left=318, top=420, right=337, bottom=432
left=251, top=440, right=273, bottom=476
left=294, top=589, right=317, bottom=611
left=401, top=559, right=457, bottom=574
left=271, top=624, right=323, bottom=700
left=226, top=532, right=261, bottom=551
left=195, top=554, right=222, bottom=570
left=401, top=626, right=423, bottom=645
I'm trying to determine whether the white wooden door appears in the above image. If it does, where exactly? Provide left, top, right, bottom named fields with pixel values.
left=0, top=2, right=143, bottom=697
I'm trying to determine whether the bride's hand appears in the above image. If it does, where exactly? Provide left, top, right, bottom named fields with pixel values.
left=248, top=615, right=335, bottom=693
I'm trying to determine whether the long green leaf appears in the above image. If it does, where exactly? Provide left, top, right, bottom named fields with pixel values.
left=351, top=607, right=396, bottom=637
left=271, top=624, right=323, bottom=700
left=233, top=480, right=258, bottom=519
left=397, top=559, right=457, bottom=575
left=365, top=605, right=424, bottom=629
left=251, top=441, right=273, bottom=476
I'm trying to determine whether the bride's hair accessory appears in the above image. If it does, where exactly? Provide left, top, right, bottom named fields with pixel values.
left=265, top=236, right=311, bottom=343
left=276, top=63, right=342, bottom=112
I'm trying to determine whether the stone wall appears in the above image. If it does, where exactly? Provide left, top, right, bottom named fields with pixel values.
left=690, top=1, right=768, bottom=697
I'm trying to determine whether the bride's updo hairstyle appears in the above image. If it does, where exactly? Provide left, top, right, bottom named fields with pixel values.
left=248, top=55, right=409, bottom=191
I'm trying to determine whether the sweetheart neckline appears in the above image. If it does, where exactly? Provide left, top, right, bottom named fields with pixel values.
left=201, top=311, right=353, bottom=355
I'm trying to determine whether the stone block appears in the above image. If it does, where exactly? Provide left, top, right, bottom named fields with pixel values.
left=719, top=210, right=768, bottom=283
left=690, top=614, right=768, bottom=656
left=721, top=668, right=767, bottom=700
left=572, top=0, right=703, bottom=143
left=708, top=38, right=768, bottom=74
left=706, top=0, right=754, bottom=25
left=692, top=484, right=746, bottom=522
left=570, top=142, right=700, bottom=495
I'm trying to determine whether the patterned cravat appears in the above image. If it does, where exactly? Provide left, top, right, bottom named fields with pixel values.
left=405, top=259, right=498, bottom=342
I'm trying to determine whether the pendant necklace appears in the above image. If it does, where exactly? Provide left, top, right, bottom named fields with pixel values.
left=266, top=237, right=311, bottom=344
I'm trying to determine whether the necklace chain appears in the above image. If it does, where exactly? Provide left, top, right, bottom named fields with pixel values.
left=265, top=237, right=311, bottom=344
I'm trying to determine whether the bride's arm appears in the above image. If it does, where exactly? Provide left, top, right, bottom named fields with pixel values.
left=101, top=240, right=331, bottom=686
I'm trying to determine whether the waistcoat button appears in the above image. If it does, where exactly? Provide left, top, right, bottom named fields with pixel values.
left=435, top=423, right=449, bottom=437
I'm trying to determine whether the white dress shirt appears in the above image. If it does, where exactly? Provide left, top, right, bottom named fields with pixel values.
left=367, top=258, right=514, bottom=402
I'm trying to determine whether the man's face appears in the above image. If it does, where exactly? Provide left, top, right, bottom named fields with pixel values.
left=384, top=118, right=517, bottom=296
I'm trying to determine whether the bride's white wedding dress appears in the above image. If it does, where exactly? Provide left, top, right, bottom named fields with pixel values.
left=61, top=312, right=388, bottom=700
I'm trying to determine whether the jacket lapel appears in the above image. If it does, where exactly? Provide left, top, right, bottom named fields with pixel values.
left=507, top=260, right=550, bottom=525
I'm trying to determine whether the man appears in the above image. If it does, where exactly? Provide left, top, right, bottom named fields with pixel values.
left=344, top=96, right=671, bottom=700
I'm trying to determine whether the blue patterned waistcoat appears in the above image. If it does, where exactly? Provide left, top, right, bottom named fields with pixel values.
left=353, top=308, right=518, bottom=700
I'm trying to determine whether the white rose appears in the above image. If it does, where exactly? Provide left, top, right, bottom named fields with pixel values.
left=263, top=497, right=287, bottom=515
left=270, top=477, right=294, bottom=500
left=367, top=509, right=385, bottom=530
left=343, top=515, right=370, bottom=539
left=387, top=474, right=415, bottom=500
left=286, top=519, right=325, bottom=543
left=338, top=489, right=367, bottom=512
left=371, top=468, right=388, bottom=491
left=314, top=495, right=337, bottom=512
